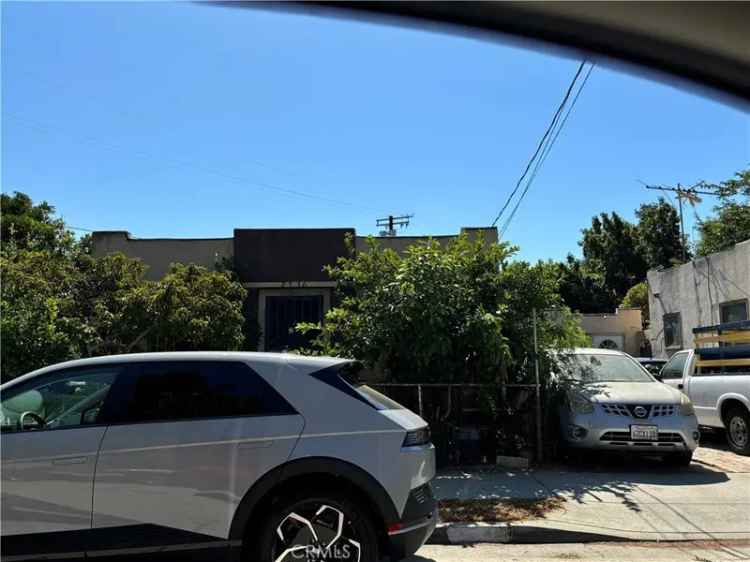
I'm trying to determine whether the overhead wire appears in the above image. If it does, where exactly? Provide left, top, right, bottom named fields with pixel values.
left=500, top=62, right=595, bottom=237
left=490, top=61, right=587, bottom=228
left=4, top=112, right=389, bottom=214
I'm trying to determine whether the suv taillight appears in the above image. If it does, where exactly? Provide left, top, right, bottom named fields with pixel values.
left=403, top=426, right=431, bottom=447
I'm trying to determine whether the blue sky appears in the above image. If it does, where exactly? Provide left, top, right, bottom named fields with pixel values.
left=2, top=2, right=748, bottom=262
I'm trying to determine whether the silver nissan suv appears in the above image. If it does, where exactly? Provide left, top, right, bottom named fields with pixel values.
left=0, top=352, right=437, bottom=562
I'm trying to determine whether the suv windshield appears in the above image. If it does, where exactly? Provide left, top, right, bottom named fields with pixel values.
left=557, top=354, right=654, bottom=383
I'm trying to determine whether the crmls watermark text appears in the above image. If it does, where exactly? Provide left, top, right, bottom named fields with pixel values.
left=291, top=543, right=353, bottom=560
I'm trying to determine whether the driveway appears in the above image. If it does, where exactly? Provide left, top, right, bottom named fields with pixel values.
left=432, top=440, right=750, bottom=543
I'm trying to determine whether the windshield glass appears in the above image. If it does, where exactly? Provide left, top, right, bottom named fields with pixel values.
left=557, top=354, right=654, bottom=383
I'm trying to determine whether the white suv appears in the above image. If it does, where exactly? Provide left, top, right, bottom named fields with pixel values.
left=0, top=352, right=436, bottom=562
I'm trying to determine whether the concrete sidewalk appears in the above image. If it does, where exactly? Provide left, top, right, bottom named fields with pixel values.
left=432, top=454, right=750, bottom=543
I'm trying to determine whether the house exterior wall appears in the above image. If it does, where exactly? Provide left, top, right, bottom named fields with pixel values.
left=233, top=228, right=353, bottom=283
left=647, top=239, right=750, bottom=358
left=579, top=308, right=644, bottom=356
left=91, top=231, right=233, bottom=281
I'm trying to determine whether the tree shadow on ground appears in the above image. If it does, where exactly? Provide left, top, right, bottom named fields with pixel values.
left=435, top=451, right=730, bottom=515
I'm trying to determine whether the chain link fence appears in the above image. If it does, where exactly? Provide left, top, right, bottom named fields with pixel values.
left=371, top=382, right=549, bottom=468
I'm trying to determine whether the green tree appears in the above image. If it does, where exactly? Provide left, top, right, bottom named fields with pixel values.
left=555, top=255, right=617, bottom=313
left=1, top=192, right=75, bottom=255
left=68, top=253, right=152, bottom=355
left=140, top=263, right=248, bottom=352
left=621, top=281, right=649, bottom=327
left=635, top=198, right=689, bottom=267
left=297, top=235, right=586, bottom=384
left=0, top=250, right=82, bottom=381
left=499, top=260, right=590, bottom=378
left=580, top=212, right=648, bottom=303
left=696, top=168, right=750, bottom=256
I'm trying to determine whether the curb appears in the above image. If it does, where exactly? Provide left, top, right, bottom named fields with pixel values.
left=427, top=523, right=643, bottom=545
left=428, top=523, right=750, bottom=545
left=429, top=523, right=512, bottom=545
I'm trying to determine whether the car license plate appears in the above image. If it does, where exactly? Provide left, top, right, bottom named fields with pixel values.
left=630, top=424, right=658, bottom=441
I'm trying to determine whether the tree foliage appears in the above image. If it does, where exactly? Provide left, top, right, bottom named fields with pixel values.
left=297, top=235, right=588, bottom=384
left=554, top=255, right=617, bottom=313
left=696, top=168, right=750, bottom=256
left=1, top=192, right=75, bottom=254
left=621, top=281, right=649, bottom=326
left=580, top=211, right=648, bottom=302
left=1, top=250, right=82, bottom=380
left=557, top=196, right=688, bottom=314
left=635, top=198, right=689, bottom=267
left=140, top=263, right=247, bottom=352
left=1, top=192, right=247, bottom=381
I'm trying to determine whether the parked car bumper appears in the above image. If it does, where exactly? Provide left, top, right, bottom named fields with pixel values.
left=387, top=482, right=437, bottom=560
left=561, top=411, right=700, bottom=453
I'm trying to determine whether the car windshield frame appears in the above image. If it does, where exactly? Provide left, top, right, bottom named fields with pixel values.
left=556, top=353, right=655, bottom=383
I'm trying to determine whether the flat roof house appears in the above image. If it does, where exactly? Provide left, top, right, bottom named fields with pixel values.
left=91, top=227, right=497, bottom=352
left=647, top=239, right=750, bottom=358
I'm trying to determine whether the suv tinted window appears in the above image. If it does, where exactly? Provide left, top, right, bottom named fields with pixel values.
left=119, top=361, right=295, bottom=423
left=313, top=362, right=406, bottom=411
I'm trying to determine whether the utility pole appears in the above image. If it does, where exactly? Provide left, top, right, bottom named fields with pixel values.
left=376, top=214, right=413, bottom=237
left=532, top=308, right=543, bottom=463
left=641, top=182, right=715, bottom=262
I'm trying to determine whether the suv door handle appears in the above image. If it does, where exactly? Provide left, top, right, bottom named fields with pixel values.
left=677, top=384, right=684, bottom=389
left=53, top=456, right=88, bottom=465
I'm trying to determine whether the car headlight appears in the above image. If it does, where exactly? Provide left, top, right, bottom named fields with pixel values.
left=568, top=392, right=594, bottom=414
left=679, top=394, right=695, bottom=416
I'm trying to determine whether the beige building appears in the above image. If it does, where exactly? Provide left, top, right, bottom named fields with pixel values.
left=91, top=226, right=498, bottom=351
left=578, top=308, right=645, bottom=356
left=92, top=231, right=233, bottom=280
left=93, top=227, right=497, bottom=282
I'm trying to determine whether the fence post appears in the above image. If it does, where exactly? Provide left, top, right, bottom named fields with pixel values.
left=533, top=308, right=543, bottom=463
left=417, top=384, right=424, bottom=418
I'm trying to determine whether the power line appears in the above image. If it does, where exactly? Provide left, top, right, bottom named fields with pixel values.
left=5, top=112, right=388, bottom=214
left=491, top=61, right=587, bottom=228
left=7, top=66, right=317, bottom=183
left=500, top=62, right=595, bottom=237
left=640, top=182, right=718, bottom=262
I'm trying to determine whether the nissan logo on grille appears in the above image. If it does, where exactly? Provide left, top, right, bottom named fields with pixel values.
left=633, top=406, right=648, bottom=418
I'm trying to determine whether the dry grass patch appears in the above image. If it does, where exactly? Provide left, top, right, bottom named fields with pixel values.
left=438, top=496, right=565, bottom=523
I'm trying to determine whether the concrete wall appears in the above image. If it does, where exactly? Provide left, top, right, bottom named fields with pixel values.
left=91, top=231, right=233, bottom=280
left=647, top=239, right=750, bottom=358
left=579, top=307, right=644, bottom=356
left=355, top=227, right=498, bottom=254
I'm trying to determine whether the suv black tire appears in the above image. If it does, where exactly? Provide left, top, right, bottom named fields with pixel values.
left=251, top=487, right=380, bottom=562
left=665, top=451, right=693, bottom=467
left=725, top=406, right=750, bottom=456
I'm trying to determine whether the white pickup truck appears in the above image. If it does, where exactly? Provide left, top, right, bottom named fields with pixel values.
left=660, top=320, right=750, bottom=455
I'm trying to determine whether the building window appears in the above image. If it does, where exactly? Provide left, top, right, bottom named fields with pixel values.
left=720, top=300, right=749, bottom=324
left=663, top=313, right=682, bottom=349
